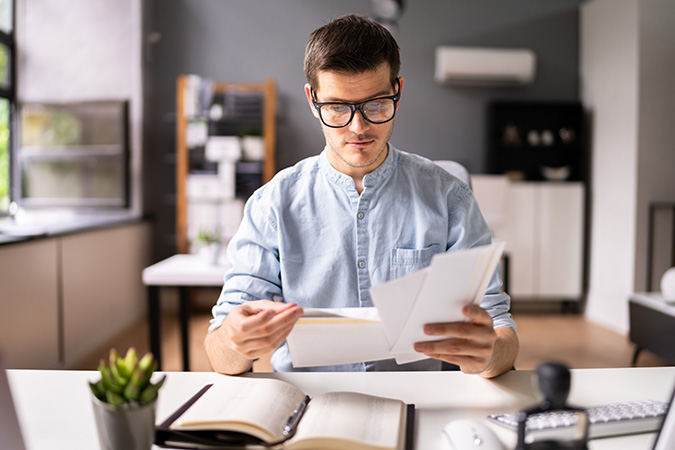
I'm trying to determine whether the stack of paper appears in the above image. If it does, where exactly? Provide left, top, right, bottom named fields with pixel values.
left=286, top=242, right=505, bottom=368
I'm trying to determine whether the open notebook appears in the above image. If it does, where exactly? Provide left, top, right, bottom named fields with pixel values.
left=0, top=351, right=27, bottom=450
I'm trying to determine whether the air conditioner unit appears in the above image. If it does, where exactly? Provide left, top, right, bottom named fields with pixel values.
left=434, top=46, right=536, bottom=86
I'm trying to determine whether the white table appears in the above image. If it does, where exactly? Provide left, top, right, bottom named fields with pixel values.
left=7, top=367, right=675, bottom=450
left=142, top=254, right=231, bottom=370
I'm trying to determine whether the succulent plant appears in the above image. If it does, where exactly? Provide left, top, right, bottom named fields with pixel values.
left=89, top=347, right=166, bottom=408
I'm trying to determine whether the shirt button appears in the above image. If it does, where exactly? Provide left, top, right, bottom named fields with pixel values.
left=358, top=260, right=366, bottom=269
left=357, top=212, right=365, bottom=220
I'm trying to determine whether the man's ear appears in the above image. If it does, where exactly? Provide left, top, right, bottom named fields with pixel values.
left=304, top=83, right=320, bottom=119
left=395, top=76, right=404, bottom=110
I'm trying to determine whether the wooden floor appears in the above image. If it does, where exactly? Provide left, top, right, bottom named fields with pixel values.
left=76, top=308, right=671, bottom=373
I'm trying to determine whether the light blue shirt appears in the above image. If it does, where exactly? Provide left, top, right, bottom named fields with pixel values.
left=210, top=145, right=516, bottom=372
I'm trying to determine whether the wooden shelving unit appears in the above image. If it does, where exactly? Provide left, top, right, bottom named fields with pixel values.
left=175, top=76, right=276, bottom=254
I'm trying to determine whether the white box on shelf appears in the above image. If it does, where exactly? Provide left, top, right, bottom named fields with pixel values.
left=206, top=136, right=241, bottom=162
left=241, top=136, right=265, bottom=161
left=187, top=174, right=221, bottom=200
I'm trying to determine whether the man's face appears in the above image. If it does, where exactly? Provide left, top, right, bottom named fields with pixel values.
left=304, top=64, right=403, bottom=178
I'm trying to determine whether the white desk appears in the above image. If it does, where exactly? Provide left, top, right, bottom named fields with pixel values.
left=8, top=367, right=675, bottom=450
left=142, top=254, right=231, bottom=371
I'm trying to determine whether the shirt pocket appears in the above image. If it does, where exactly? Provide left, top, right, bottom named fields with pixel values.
left=390, top=244, right=441, bottom=279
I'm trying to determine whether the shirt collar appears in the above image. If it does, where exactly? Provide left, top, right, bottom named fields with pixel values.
left=318, top=144, right=398, bottom=190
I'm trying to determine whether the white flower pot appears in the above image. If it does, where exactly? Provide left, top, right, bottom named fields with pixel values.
left=199, top=242, right=222, bottom=265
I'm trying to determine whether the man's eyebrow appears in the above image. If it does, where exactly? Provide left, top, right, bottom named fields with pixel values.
left=319, top=87, right=394, bottom=103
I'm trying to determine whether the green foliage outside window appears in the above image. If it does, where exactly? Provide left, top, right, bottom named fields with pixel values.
left=0, top=44, right=7, bottom=89
left=0, top=99, right=8, bottom=212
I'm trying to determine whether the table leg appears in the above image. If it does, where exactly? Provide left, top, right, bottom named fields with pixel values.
left=179, top=286, right=191, bottom=371
left=632, top=346, right=643, bottom=367
left=147, top=285, right=162, bottom=370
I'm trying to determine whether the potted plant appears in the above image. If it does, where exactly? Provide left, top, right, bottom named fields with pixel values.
left=89, top=348, right=165, bottom=450
left=197, top=227, right=222, bottom=265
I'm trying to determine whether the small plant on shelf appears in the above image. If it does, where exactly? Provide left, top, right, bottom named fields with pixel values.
left=89, top=347, right=165, bottom=408
left=197, top=227, right=222, bottom=244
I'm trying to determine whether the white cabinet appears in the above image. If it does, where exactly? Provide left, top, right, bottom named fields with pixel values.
left=502, top=182, right=585, bottom=301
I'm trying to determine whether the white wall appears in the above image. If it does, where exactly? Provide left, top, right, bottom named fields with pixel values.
left=581, top=0, right=675, bottom=334
left=581, top=0, right=639, bottom=333
left=634, top=0, right=675, bottom=291
left=16, top=0, right=144, bottom=215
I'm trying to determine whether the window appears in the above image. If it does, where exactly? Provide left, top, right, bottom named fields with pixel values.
left=17, top=101, right=129, bottom=208
left=0, top=0, right=13, bottom=214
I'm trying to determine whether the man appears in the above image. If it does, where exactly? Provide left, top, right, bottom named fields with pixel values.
left=205, top=14, right=518, bottom=377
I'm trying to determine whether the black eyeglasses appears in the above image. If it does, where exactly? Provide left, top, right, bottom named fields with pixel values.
left=311, top=78, right=401, bottom=128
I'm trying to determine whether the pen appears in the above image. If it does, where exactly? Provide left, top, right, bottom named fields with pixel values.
left=283, top=398, right=308, bottom=436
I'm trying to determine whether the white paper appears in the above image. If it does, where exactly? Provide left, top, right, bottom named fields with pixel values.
left=373, top=242, right=505, bottom=356
left=285, top=243, right=504, bottom=368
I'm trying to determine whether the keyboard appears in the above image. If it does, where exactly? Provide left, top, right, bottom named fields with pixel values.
left=488, top=399, right=669, bottom=440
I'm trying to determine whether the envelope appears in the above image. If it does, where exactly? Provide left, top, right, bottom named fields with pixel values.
left=285, top=308, right=393, bottom=367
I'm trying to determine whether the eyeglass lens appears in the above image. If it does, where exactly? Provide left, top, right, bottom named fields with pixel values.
left=319, top=99, right=396, bottom=127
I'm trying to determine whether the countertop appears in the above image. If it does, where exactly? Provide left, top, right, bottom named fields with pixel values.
left=0, top=210, right=145, bottom=245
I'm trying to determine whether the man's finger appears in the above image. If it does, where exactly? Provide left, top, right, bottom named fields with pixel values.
left=415, top=338, right=492, bottom=356
left=423, top=321, right=493, bottom=339
left=238, top=304, right=302, bottom=336
left=462, top=304, right=493, bottom=325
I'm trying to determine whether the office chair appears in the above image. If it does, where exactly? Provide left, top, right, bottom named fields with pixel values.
left=434, top=160, right=471, bottom=189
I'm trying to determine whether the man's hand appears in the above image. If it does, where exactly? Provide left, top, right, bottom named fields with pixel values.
left=205, top=300, right=303, bottom=375
left=413, top=304, right=518, bottom=378
left=224, top=300, right=303, bottom=359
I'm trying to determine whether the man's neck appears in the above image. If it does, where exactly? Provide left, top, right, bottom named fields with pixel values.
left=327, top=145, right=389, bottom=194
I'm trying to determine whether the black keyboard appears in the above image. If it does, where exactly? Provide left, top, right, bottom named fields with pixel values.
left=488, top=399, right=669, bottom=440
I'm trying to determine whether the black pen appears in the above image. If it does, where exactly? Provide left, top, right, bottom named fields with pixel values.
left=283, top=398, right=308, bottom=437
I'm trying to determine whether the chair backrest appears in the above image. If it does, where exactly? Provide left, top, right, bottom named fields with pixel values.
left=470, top=174, right=510, bottom=238
left=434, top=160, right=471, bottom=188
left=434, top=161, right=509, bottom=238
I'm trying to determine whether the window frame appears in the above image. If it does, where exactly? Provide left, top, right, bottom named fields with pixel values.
left=16, top=100, right=131, bottom=209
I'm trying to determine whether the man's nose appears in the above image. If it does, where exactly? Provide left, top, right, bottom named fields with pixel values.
left=348, top=109, right=370, bottom=133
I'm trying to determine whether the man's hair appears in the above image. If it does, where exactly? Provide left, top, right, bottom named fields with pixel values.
left=304, top=14, right=400, bottom=91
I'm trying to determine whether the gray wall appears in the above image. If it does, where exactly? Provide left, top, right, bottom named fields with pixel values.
left=144, top=0, right=582, bottom=258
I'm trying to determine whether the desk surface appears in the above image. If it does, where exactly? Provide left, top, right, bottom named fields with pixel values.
left=7, top=367, right=674, bottom=450
left=631, top=292, right=675, bottom=317
left=142, top=254, right=232, bottom=286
